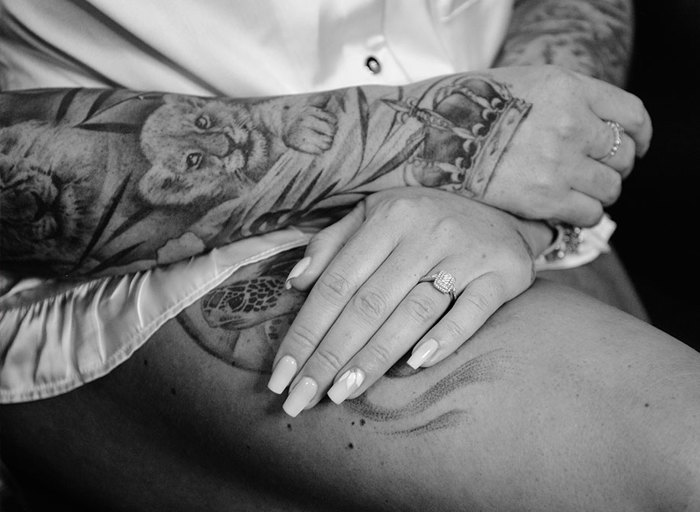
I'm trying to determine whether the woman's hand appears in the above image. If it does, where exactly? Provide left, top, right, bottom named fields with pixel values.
left=267, top=188, right=551, bottom=417
left=478, top=65, right=652, bottom=226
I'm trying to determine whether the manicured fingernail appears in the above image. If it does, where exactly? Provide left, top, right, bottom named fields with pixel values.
left=327, top=368, right=365, bottom=404
left=283, top=377, right=318, bottom=417
left=285, top=257, right=311, bottom=290
left=407, top=338, right=439, bottom=369
left=267, top=355, right=298, bottom=394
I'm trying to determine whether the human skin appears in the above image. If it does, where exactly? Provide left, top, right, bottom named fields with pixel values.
left=496, top=0, right=634, bottom=86
left=265, top=0, right=649, bottom=415
left=0, top=269, right=698, bottom=511
left=3, top=1, right=684, bottom=509
left=0, top=64, right=648, bottom=282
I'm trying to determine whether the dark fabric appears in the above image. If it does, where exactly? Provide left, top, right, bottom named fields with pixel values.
left=609, top=0, right=700, bottom=349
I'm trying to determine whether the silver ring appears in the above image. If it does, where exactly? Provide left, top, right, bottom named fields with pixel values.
left=419, top=270, right=457, bottom=301
left=603, top=120, right=624, bottom=161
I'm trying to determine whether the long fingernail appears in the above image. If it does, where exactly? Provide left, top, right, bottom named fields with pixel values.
left=267, top=355, right=298, bottom=394
left=407, top=338, right=439, bottom=369
left=285, top=257, right=311, bottom=290
left=283, top=377, right=318, bottom=417
left=327, top=368, right=365, bottom=405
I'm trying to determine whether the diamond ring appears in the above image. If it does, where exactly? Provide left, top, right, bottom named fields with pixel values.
left=419, top=270, right=457, bottom=301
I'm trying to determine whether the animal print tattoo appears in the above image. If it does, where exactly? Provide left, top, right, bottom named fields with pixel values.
left=0, top=76, right=529, bottom=278
left=176, top=247, right=515, bottom=435
left=496, top=0, right=633, bottom=86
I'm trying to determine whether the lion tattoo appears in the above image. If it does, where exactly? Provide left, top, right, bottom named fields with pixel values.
left=138, top=93, right=338, bottom=207
left=0, top=122, right=100, bottom=276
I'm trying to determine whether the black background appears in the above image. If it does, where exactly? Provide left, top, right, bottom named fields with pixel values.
left=609, top=0, right=699, bottom=350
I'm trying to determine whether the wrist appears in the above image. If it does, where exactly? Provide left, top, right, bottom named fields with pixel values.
left=518, top=219, right=555, bottom=258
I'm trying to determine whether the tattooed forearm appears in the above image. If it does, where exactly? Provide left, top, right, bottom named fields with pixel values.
left=0, top=75, right=529, bottom=278
left=495, top=0, right=633, bottom=85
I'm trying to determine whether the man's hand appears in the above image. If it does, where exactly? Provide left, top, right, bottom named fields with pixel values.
left=481, top=65, right=652, bottom=226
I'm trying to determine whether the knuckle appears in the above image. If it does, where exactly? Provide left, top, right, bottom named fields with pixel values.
left=386, top=197, right=414, bottom=218
left=555, top=114, right=580, bottom=141
left=366, top=343, right=394, bottom=367
left=537, top=170, right=559, bottom=192
left=537, top=136, right=565, bottom=169
left=434, top=216, right=463, bottom=238
left=351, top=287, right=389, bottom=321
left=313, top=348, right=344, bottom=373
left=404, top=293, right=440, bottom=323
left=317, top=271, right=354, bottom=304
left=462, top=289, right=493, bottom=316
left=441, top=317, right=469, bottom=341
left=287, top=323, right=320, bottom=352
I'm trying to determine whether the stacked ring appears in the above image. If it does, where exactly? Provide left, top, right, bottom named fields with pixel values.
left=603, top=120, right=624, bottom=161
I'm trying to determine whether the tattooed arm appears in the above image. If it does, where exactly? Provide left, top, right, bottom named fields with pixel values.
left=495, top=0, right=634, bottom=85
left=0, top=66, right=649, bottom=279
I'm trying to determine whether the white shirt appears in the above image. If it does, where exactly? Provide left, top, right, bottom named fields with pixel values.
left=0, top=0, right=513, bottom=94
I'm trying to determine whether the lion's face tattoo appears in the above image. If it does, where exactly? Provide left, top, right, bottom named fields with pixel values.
left=138, top=96, right=271, bottom=207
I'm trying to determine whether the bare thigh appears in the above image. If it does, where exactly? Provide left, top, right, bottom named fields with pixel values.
left=1, top=252, right=697, bottom=512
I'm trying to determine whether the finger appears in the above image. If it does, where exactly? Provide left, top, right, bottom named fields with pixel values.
left=281, top=249, right=432, bottom=415
left=406, top=272, right=508, bottom=369
left=549, top=190, right=604, bottom=228
left=269, top=216, right=397, bottom=396
left=270, top=211, right=415, bottom=401
left=588, top=120, right=637, bottom=177
left=569, top=160, right=622, bottom=207
left=600, top=133, right=636, bottom=178
left=285, top=202, right=366, bottom=291
left=580, top=74, right=653, bottom=157
left=325, top=281, right=453, bottom=405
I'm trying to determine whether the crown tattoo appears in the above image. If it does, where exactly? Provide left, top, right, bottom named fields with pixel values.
left=383, top=76, right=532, bottom=197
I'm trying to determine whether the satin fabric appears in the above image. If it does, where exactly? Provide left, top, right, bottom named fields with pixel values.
left=0, top=229, right=309, bottom=403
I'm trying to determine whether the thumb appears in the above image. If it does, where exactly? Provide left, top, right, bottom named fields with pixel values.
left=285, top=201, right=366, bottom=291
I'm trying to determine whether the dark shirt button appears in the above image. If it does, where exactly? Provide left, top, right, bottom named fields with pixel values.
left=365, top=56, right=381, bottom=74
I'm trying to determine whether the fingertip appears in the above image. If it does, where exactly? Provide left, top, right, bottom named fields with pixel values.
left=407, top=338, right=439, bottom=369
left=284, top=257, right=312, bottom=290
left=268, top=355, right=298, bottom=394
left=285, top=264, right=320, bottom=291
left=327, top=368, right=365, bottom=404
left=282, top=376, right=317, bottom=417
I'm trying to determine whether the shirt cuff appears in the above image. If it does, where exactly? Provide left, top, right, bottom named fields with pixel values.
left=535, top=214, right=616, bottom=271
